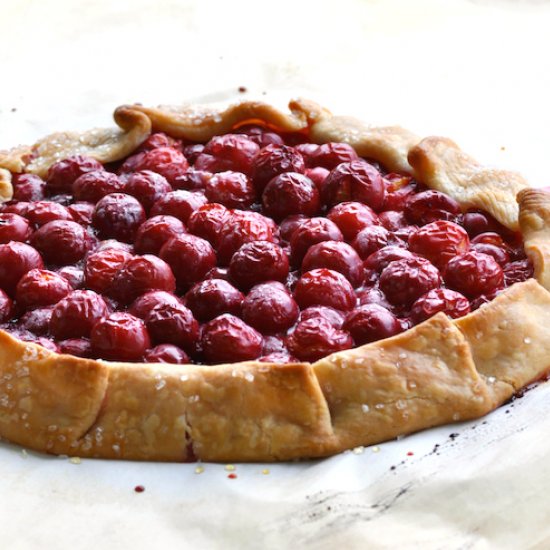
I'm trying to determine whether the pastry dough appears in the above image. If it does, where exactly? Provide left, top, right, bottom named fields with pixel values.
left=0, top=99, right=548, bottom=462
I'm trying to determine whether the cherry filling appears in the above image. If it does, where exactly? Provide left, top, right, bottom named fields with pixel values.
left=0, top=128, right=534, bottom=364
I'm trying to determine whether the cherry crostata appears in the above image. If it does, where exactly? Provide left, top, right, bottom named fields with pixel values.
left=0, top=99, right=549, bottom=462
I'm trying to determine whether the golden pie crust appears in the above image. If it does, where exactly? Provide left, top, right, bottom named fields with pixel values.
left=0, top=99, right=548, bottom=462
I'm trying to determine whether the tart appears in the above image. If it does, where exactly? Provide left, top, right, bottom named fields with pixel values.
left=0, top=98, right=549, bottom=462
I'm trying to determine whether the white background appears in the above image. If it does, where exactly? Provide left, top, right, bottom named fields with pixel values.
left=1, top=1, right=550, bottom=548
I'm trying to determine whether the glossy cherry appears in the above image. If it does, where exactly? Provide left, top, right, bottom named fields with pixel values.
left=92, top=193, right=146, bottom=243
left=0, top=213, right=32, bottom=243
left=15, top=269, right=73, bottom=309
left=327, top=201, right=379, bottom=240
left=363, top=246, right=415, bottom=274
left=310, top=142, right=359, bottom=170
left=73, top=170, right=123, bottom=203
left=195, top=134, right=259, bottom=175
left=124, top=170, right=173, bottom=211
left=352, top=225, right=390, bottom=260
left=46, top=155, right=104, bottom=194
left=187, top=203, right=230, bottom=247
left=134, top=215, right=186, bottom=255
left=26, top=201, right=74, bottom=227
left=289, top=217, right=343, bottom=266
left=294, top=268, right=356, bottom=311
left=172, top=169, right=211, bottom=191
left=138, top=132, right=182, bottom=152
left=84, top=248, right=133, bottom=294
left=143, top=344, right=190, bottom=364
left=0, top=242, right=44, bottom=295
left=252, top=144, right=305, bottom=192
left=0, top=289, right=14, bottom=323
left=344, top=304, right=402, bottom=345
left=150, top=190, right=208, bottom=223
left=185, top=279, right=244, bottom=322
left=404, top=190, right=461, bottom=225
left=56, top=266, right=85, bottom=289
left=144, top=301, right=199, bottom=350
left=18, top=306, right=54, bottom=335
left=410, top=288, right=471, bottom=323
left=68, top=202, right=95, bottom=226
left=205, top=171, right=256, bottom=209
left=58, top=338, right=93, bottom=358
left=298, top=306, right=345, bottom=329
left=126, top=146, right=189, bottom=185
left=129, top=290, right=183, bottom=319
left=279, top=215, right=307, bottom=243
left=31, top=220, right=91, bottom=265
left=503, top=259, right=534, bottom=286
left=12, top=174, right=47, bottom=202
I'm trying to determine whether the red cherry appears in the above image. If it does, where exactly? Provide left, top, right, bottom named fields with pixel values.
left=187, top=203, right=230, bottom=247
left=408, top=220, right=470, bottom=269
left=344, top=304, right=402, bottom=345
left=0, top=213, right=32, bottom=243
left=26, top=201, right=74, bottom=227
left=262, top=334, right=288, bottom=355
left=205, top=171, right=256, bottom=209
left=124, top=170, right=173, bottom=211
left=18, top=306, right=53, bottom=335
left=279, top=215, right=307, bottom=243
left=504, top=259, right=534, bottom=286
left=229, top=241, right=289, bottom=290
left=404, top=190, right=461, bottom=225
left=144, top=301, right=199, bottom=350
left=378, top=210, right=408, bottom=231
left=108, top=255, right=176, bottom=304
left=242, top=282, right=299, bottom=334
left=322, top=161, right=385, bottom=211
left=299, top=306, right=345, bottom=328
left=31, top=220, right=91, bottom=265
left=259, top=351, right=297, bottom=363
left=216, top=210, right=277, bottom=265
left=310, top=142, right=359, bottom=170
left=470, top=289, right=503, bottom=311
left=67, top=202, right=95, bottom=226
left=0, top=242, right=44, bottom=295
left=410, top=288, right=471, bottom=323
left=129, top=290, right=182, bottom=318
left=185, top=279, right=244, bottom=322
left=91, top=312, right=151, bottom=362
left=204, top=266, right=231, bottom=281
left=470, top=242, right=510, bottom=267
left=287, top=317, right=353, bottom=362
left=352, top=225, right=390, bottom=259
left=382, top=174, right=418, bottom=211
left=461, top=211, right=509, bottom=238
left=95, top=239, right=133, bottom=254
left=364, top=246, right=415, bottom=273
left=12, top=174, right=46, bottom=202
left=160, top=234, right=216, bottom=288
left=126, top=147, right=189, bottom=185
left=201, top=314, right=263, bottom=364
left=56, top=266, right=84, bottom=289
left=46, top=155, right=104, bottom=194
left=138, top=133, right=181, bottom=152
left=58, top=338, right=93, bottom=358
left=172, top=169, right=211, bottom=191
left=150, top=190, right=208, bottom=223
left=357, top=286, right=394, bottom=310
left=302, top=241, right=364, bottom=287
left=0, top=289, right=14, bottom=322
left=84, top=248, right=133, bottom=293
left=181, top=144, right=205, bottom=164
left=50, top=290, right=109, bottom=339
left=289, top=217, right=343, bottom=266
left=144, top=344, right=190, bottom=364
left=262, top=172, right=320, bottom=221
left=295, top=143, right=320, bottom=166
left=2, top=202, right=30, bottom=217
left=444, top=251, right=504, bottom=298
left=295, top=268, right=356, bottom=311
left=305, top=167, right=330, bottom=192
left=195, top=134, right=259, bottom=175
left=15, top=269, right=72, bottom=309
left=379, top=257, right=441, bottom=306
left=73, top=170, right=123, bottom=203
left=92, top=193, right=146, bottom=243
left=327, top=202, right=379, bottom=240
left=236, top=125, right=285, bottom=147
left=134, top=215, right=186, bottom=255
left=252, top=144, right=305, bottom=192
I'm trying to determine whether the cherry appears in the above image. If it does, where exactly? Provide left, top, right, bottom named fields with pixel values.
left=160, top=234, right=216, bottom=288
left=262, top=335, right=288, bottom=356
left=322, top=161, right=385, bottom=211
left=289, top=217, right=343, bottom=266
left=15, top=269, right=73, bottom=309
left=259, top=351, right=297, bottom=363
left=2, top=202, right=30, bottom=217
left=187, top=203, right=230, bottom=247
left=181, top=144, right=205, bottom=164
left=0, top=213, right=32, bottom=243
left=504, top=259, right=534, bottom=286
left=404, top=190, right=461, bottom=225
left=95, top=239, right=133, bottom=253
left=150, top=190, right=208, bottom=223
left=138, top=132, right=181, bottom=152
left=46, top=155, right=104, bottom=194
left=0, top=242, right=43, bottom=295
left=58, top=338, right=93, bottom=358
left=344, top=304, right=402, bottom=345
left=90, top=312, right=151, bottom=362
left=129, top=290, right=182, bottom=318
left=379, top=257, right=441, bottom=306
left=143, top=344, right=190, bottom=364
left=302, top=241, right=364, bottom=287
left=73, top=170, right=123, bottom=203
left=57, top=266, right=85, bottom=289
left=310, top=142, right=359, bottom=170
left=262, top=172, right=320, bottom=221
left=287, top=317, right=353, bottom=362
left=144, top=301, right=199, bottom=350
left=382, top=174, right=418, bottom=210
left=172, top=169, right=211, bottom=191
left=378, top=210, right=408, bottom=231
left=364, top=246, right=415, bottom=273
left=444, top=251, right=504, bottom=298
left=216, top=210, right=277, bottom=265
left=84, top=248, right=133, bottom=293
left=357, top=286, right=394, bottom=310
left=408, top=220, right=470, bottom=269
left=229, top=241, right=289, bottom=290
left=185, top=279, right=244, bottom=322
left=126, top=146, right=189, bottom=185
left=0, top=289, right=13, bottom=323
left=252, top=144, right=305, bottom=192
left=12, top=174, right=46, bottom=202
left=410, top=288, right=471, bottom=323
left=470, top=242, right=510, bottom=267
left=461, top=211, right=506, bottom=237
left=18, top=306, right=53, bottom=335
left=195, top=134, right=259, bottom=175
left=92, top=193, right=146, bottom=243
left=295, top=143, right=319, bottom=166
left=279, top=215, right=307, bottom=243
left=26, top=201, right=74, bottom=227
left=470, top=289, right=503, bottom=311
left=201, top=314, right=263, bottom=364
left=327, top=202, right=379, bottom=240
left=134, top=215, right=186, bottom=255
left=295, top=268, right=356, bottom=311
left=352, top=225, right=390, bottom=259
left=242, top=282, right=299, bottom=333
left=236, top=125, right=285, bottom=147
left=108, top=255, right=176, bottom=304
left=305, top=167, right=330, bottom=192
left=68, top=202, right=95, bottom=226
left=50, top=290, right=109, bottom=339
left=299, top=306, right=345, bottom=329
left=205, top=171, right=256, bottom=209
left=124, top=170, right=173, bottom=211
left=31, top=220, right=91, bottom=265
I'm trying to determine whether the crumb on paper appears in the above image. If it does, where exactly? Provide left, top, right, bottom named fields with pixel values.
left=69, top=456, right=81, bottom=464
left=195, top=465, right=205, bottom=474
left=224, top=464, right=236, bottom=472
left=238, top=86, right=247, bottom=93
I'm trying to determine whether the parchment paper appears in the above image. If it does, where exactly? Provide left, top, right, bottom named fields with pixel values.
left=1, top=1, right=550, bottom=548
